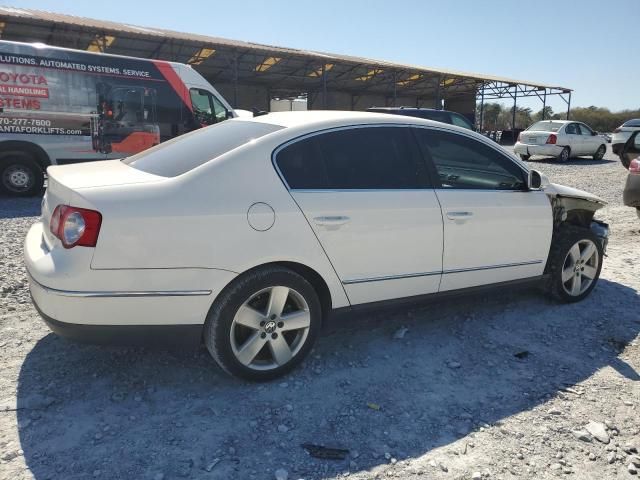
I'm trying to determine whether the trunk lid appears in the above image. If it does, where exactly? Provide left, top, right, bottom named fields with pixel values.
left=41, top=160, right=165, bottom=247
left=520, top=131, right=552, bottom=145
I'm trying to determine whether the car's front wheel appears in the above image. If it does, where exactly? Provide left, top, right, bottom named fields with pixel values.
left=545, top=225, right=603, bottom=302
left=520, top=154, right=530, bottom=161
left=593, top=145, right=606, bottom=160
left=204, top=266, right=321, bottom=381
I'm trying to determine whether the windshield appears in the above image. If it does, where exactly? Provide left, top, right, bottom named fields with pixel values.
left=527, top=121, right=565, bottom=132
left=123, top=120, right=283, bottom=177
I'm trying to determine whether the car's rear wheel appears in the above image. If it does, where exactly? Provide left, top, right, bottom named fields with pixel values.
left=558, top=147, right=570, bottom=162
left=0, top=153, right=44, bottom=196
left=593, top=145, right=606, bottom=160
left=545, top=225, right=603, bottom=303
left=204, top=266, right=321, bottom=381
left=520, top=154, right=530, bottom=161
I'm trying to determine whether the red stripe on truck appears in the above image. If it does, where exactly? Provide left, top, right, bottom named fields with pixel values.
left=152, top=61, right=193, bottom=111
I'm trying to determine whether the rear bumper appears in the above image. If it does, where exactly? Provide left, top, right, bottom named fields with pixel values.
left=623, top=174, right=640, bottom=207
left=24, top=221, right=237, bottom=348
left=514, top=142, right=563, bottom=157
left=32, top=295, right=202, bottom=348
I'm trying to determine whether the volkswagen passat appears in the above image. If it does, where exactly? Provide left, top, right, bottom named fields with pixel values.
left=25, top=112, right=609, bottom=380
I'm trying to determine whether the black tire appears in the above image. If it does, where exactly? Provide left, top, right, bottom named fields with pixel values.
left=204, top=266, right=322, bottom=381
left=545, top=225, right=603, bottom=303
left=0, top=153, right=44, bottom=196
left=620, top=154, right=631, bottom=169
left=558, top=147, right=570, bottom=163
left=520, top=154, right=531, bottom=161
left=593, top=144, right=606, bottom=161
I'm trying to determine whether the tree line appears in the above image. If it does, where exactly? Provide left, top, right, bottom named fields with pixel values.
left=476, top=103, right=640, bottom=133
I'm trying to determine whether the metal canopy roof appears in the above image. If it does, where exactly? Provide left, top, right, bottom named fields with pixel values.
left=0, top=6, right=571, bottom=108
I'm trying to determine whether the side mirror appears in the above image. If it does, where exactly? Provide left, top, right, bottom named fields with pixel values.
left=592, top=131, right=598, bottom=136
left=226, top=110, right=234, bottom=119
left=528, top=169, right=543, bottom=190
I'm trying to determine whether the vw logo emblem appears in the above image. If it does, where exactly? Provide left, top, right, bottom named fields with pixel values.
left=264, top=320, right=277, bottom=334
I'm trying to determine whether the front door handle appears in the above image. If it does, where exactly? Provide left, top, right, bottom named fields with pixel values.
left=446, top=211, right=474, bottom=220
left=313, top=216, right=350, bottom=228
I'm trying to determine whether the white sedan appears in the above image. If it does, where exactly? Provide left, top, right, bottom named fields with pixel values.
left=515, top=120, right=607, bottom=162
left=612, top=118, right=640, bottom=158
left=25, top=111, right=609, bottom=380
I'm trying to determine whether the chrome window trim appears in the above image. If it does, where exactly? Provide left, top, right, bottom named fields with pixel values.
left=342, top=260, right=543, bottom=285
left=27, top=272, right=211, bottom=298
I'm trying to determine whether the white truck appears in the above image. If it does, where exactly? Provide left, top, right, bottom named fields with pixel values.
left=0, top=40, right=235, bottom=196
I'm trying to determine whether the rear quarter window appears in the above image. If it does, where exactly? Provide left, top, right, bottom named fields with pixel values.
left=123, top=120, right=282, bottom=177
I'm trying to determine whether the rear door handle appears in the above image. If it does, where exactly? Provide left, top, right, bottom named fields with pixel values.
left=446, top=211, right=474, bottom=220
left=313, top=215, right=350, bottom=228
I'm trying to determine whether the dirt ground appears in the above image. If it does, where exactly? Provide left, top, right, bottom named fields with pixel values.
left=0, top=145, right=638, bottom=480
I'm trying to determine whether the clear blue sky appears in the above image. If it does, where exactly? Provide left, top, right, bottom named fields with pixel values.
left=12, top=0, right=640, bottom=112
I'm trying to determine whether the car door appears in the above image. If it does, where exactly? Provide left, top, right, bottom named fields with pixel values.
left=274, top=125, right=443, bottom=305
left=412, top=127, right=553, bottom=292
left=563, top=123, right=583, bottom=155
left=577, top=123, right=598, bottom=155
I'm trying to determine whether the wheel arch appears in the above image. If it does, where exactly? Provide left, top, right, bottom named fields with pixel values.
left=0, top=140, right=51, bottom=169
left=220, top=261, right=335, bottom=321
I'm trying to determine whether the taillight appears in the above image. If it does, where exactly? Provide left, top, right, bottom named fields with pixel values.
left=630, top=158, right=640, bottom=174
left=546, top=134, right=557, bottom=145
left=50, top=205, right=102, bottom=248
left=613, top=128, right=621, bottom=133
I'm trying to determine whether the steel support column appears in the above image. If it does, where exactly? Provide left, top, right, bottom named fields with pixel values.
left=542, top=90, right=547, bottom=120
left=479, top=85, right=485, bottom=131
left=322, top=64, right=327, bottom=109
left=566, top=92, right=571, bottom=119
left=512, top=85, right=517, bottom=130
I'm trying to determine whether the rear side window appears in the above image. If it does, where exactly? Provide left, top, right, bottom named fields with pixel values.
left=413, top=128, right=526, bottom=190
left=124, top=120, right=282, bottom=177
left=276, top=126, right=430, bottom=190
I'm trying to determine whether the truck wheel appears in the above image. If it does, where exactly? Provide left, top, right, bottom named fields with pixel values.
left=545, top=225, right=603, bottom=303
left=204, top=266, right=321, bottom=381
left=558, top=147, right=570, bottom=163
left=520, top=154, right=531, bottom=161
left=0, top=154, right=44, bottom=196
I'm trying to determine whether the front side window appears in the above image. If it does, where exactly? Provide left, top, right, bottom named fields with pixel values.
left=450, top=112, right=473, bottom=130
left=578, top=123, right=593, bottom=135
left=189, top=88, right=227, bottom=126
left=413, top=128, right=526, bottom=190
left=276, top=126, right=430, bottom=190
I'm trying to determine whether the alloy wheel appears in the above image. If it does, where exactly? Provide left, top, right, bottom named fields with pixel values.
left=561, top=239, right=599, bottom=297
left=229, top=286, right=311, bottom=370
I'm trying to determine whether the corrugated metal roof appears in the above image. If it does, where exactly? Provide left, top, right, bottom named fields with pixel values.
left=0, top=7, right=571, bottom=91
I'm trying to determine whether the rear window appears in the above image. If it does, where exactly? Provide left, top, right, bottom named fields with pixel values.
left=528, top=121, right=564, bottom=132
left=622, top=119, right=640, bottom=127
left=123, top=120, right=282, bottom=177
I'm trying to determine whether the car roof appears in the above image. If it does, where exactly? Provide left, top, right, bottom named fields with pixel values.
left=238, top=110, right=449, bottom=129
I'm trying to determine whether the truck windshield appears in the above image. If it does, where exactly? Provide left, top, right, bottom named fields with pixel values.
left=528, top=121, right=564, bottom=132
left=123, top=120, right=283, bottom=177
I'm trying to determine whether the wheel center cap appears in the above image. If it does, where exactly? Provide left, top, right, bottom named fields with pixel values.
left=264, top=320, right=277, bottom=334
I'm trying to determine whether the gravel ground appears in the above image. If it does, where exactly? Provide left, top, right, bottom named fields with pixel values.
left=0, top=146, right=639, bottom=480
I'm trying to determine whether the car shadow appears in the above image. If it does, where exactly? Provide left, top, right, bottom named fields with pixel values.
left=15, top=278, right=640, bottom=479
left=0, top=196, right=41, bottom=219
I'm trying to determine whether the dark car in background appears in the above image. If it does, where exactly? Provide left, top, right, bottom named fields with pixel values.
left=367, top=107, right=474, bottom=130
